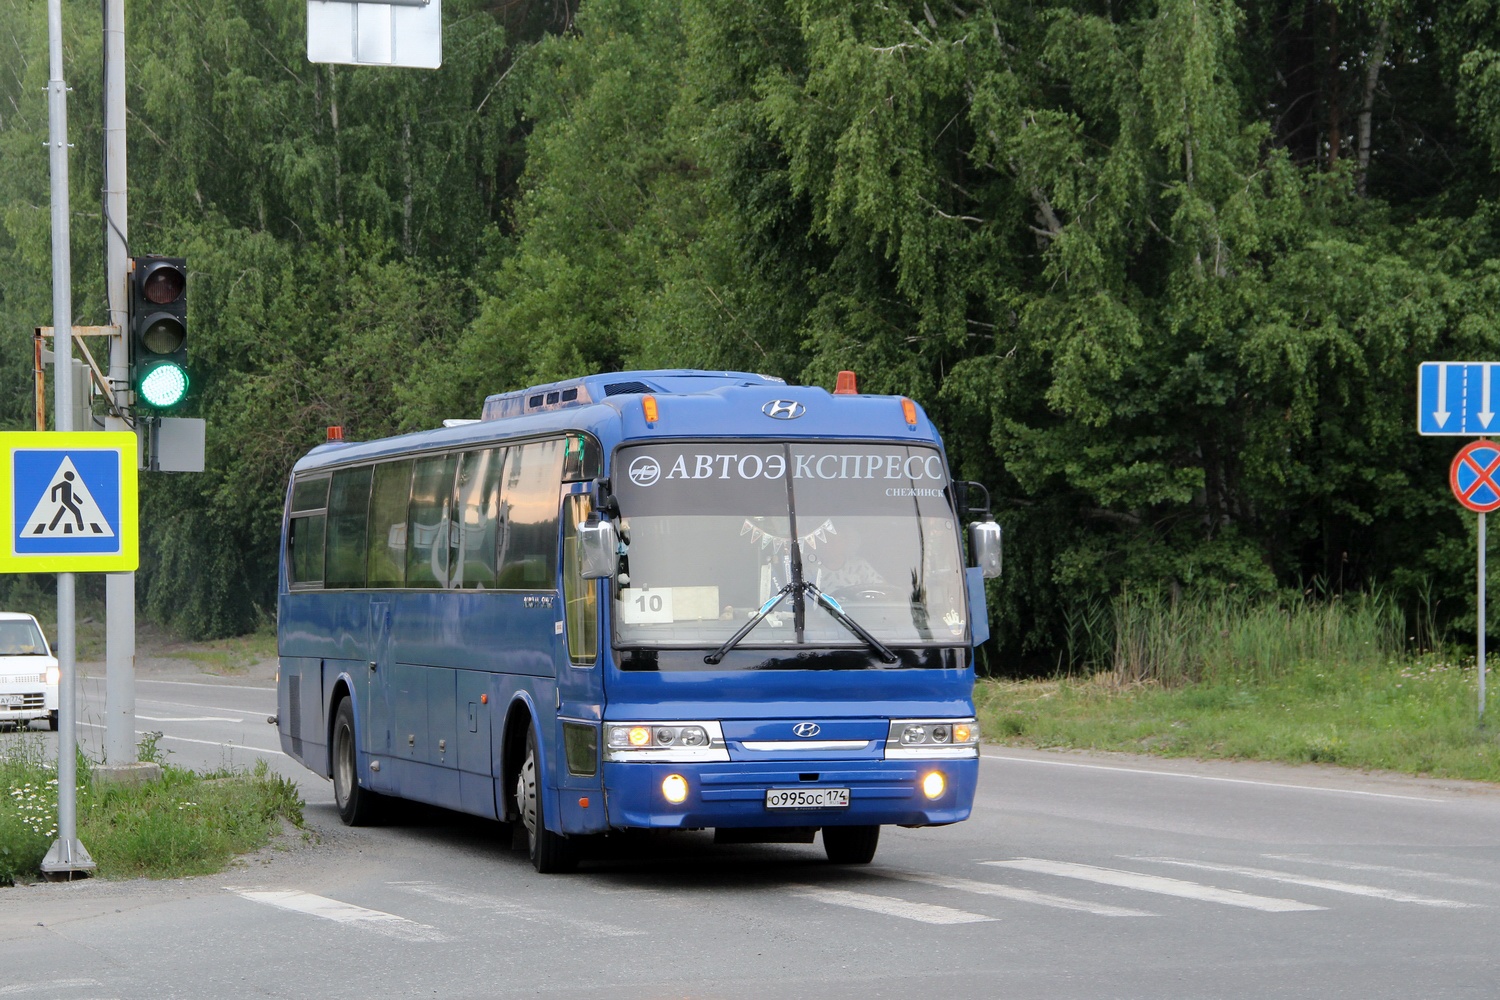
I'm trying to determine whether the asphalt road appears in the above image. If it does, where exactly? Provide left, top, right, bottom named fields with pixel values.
left=3, top=663, right=1500, bottom=999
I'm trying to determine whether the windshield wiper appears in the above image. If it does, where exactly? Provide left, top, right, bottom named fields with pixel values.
left=803, top=583, right=899, bottom=664
left=704, top=583, right=794, bottom=664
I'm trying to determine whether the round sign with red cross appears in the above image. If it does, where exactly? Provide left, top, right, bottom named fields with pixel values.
left=1450, top=439, right=1500, bottom=512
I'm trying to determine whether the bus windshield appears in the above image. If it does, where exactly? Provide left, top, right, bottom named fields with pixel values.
left=612, top=442, right=969, bottom=652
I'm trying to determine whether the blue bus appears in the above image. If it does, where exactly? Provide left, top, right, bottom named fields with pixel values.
left=275, top=370, right=1002, bottom=872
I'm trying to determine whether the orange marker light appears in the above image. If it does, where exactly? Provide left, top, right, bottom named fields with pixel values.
left=642, top=395, right=659, bottom=423
left=901, top=398, right=918, bottom=425
left=480, top=693, right=488, bottom=705
left=834, top=370, right=859, bottom=395
left=579, top=797, right=590, bottom=809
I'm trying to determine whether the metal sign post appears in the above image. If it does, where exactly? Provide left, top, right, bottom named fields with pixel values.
left=40, top=0, right=92, bottom=878
left=1448, top=439, right=1500, bottom=722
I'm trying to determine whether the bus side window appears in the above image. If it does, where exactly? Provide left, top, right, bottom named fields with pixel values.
left=407, top=454, right=457, bottom=588
left=452, top=448, right=504, bottom=589
left=325, top=466, right=373, bottom=589
left=497, top=440, right=563, bottom=589
left=562, top=494, right=597, bottom=664
left=288, top=474, right=329, bottom=588
left=367, top=460, right=414, bottom=589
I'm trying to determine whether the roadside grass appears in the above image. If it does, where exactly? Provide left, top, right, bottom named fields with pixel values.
left=155, top=630, right=277, bottom=675
left=980, top=587, right=1500, bottom=782
left=0, top=732, right=303, bottom=885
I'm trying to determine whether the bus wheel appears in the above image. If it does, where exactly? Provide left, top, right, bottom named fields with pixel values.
left=516, top=728, right=578, bottom=874
left=332, top=698, right=382, bottom=826
left=823, top=825, right=880, bottom=864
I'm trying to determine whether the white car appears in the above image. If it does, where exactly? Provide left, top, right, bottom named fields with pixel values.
left=0, top=613, right=59, bottom=731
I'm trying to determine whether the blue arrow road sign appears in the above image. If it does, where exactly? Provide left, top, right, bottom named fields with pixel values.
left=1418, top=362, right=1500, bottom=435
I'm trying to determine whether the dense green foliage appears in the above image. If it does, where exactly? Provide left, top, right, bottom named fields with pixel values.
left=3, top=0, right=1500, bottom=668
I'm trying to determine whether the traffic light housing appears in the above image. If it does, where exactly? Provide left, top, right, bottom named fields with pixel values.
left=129, top=256, right=189, bottom=409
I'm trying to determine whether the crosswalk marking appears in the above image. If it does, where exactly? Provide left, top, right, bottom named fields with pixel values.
left=387, top=881, right=644, bottom=937
left=879, top=869, right=1156, bottom=917
left=1264, top=854, right=1500, bottom=890
left=1138, top=857, right=1480, bottom=908
left=791, top=884, right=995, bottom=924
left=227, top=888, right=447, bottom=941
left=985, top=859, right=1325, bottom=912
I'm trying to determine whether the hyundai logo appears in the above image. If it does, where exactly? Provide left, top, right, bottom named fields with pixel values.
left=762, top=399, right=806, bottom=420
left=793, top=722, right=821, bottom=738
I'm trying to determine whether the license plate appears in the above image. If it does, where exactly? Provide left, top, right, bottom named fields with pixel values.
left=765, top=787, right=850, bottom=810
left=0, top=694, right=20, bottom=707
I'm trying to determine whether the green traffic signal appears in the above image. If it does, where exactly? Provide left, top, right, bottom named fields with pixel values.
left=137, top=362, right=189, bottom=408
left=129, top=256, right=190, bottom=409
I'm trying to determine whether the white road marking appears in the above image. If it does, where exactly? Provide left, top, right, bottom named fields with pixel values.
left=0, top=981, right=102, bottom=996
left=387, top=882, right=644, bottom=937
left=1263, top=854, right=1500, bottom=890
left=879, top=869, right=1155, bottom=916
left=132, top=678, right=276, bottom=692
left=1138, top=857, right=1481, bottom=908
left=983, top=753, right=1444, bottom=802
left=137, top=715, right=244, bottom=723
left=985, top=858, right=1325, bottom=912
left=227, top=888, right=446, bottom=941
left=78, top=721, right=286, bottom=756
left=790, top=884, right=995, bottom=924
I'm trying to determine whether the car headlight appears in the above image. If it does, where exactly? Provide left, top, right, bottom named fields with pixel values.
left=45, top=665, right=60, bottom=686
left=885, top=718, right=979, bottom=759
left=604, top=721, right=729, bottom=762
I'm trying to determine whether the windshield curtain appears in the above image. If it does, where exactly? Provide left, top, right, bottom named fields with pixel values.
left=611, top=442, right=968, bottom=652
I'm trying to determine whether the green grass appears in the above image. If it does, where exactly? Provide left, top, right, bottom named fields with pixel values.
left=979, top=653, right=1500, bottom=782
left=0, top=732, right=303, bottom=884
left=156, top=630, right=278, bottom=675
left=984, top=587, right=1500, bottom=782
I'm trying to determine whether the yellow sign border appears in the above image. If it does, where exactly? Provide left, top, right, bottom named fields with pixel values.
left=0, top=432, right=138, bottom=573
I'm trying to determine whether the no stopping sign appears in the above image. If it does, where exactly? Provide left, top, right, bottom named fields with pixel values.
left=1451, top=439, right=1500, bottom=512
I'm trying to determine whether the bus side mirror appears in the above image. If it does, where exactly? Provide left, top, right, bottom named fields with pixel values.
left=968, top=520, right=1002, bottom=579
left=578, top=516, right=620, bottom=580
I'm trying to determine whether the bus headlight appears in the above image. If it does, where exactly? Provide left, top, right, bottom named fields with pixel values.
left=662, top=774, right=689, bottom=804
left=885, top=718, right=979, bottom=759
left=604, top=721, right=729, bottom=762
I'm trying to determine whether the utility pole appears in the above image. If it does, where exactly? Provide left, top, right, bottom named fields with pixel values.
left=102, top=0, right=138, bottom=771
left=40, top=0, right=94, bottom=878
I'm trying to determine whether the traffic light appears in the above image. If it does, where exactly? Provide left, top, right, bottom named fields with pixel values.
left=129, top=255, right=189, bottom=409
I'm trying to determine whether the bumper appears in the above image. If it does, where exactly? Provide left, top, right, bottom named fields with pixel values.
left=601, top=756, right=977, bottom=830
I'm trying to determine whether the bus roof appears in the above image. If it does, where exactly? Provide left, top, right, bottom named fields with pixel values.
left=292, top=370, right=944, bottom=474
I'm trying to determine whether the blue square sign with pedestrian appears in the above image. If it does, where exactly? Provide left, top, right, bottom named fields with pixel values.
left=0, top=432, right=138, bottom=572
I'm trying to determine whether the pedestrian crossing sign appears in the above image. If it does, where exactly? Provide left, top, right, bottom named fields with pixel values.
left=0, top=432, right=137, bottom=572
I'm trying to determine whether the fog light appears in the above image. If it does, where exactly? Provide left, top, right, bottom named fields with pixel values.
left=922, top=771, right=946, bottom=799
left=662, top=774, right=689, bottom=804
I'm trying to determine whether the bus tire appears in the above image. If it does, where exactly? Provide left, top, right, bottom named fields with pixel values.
left=822, top=825, right=879, bottom=864
left=332, top=698, right=382, bottom=826
left=517, top=727, right=578, bottom=874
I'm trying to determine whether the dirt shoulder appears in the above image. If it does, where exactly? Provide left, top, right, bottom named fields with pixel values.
left=75, top=622, right=277, bottom=688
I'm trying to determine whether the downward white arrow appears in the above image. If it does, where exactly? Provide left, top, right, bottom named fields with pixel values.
left=1481, top=365, right=1494, bottom=428
left=1434, top=364, right=1451, bottom=427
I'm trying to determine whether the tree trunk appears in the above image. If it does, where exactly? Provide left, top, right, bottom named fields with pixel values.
left=1356, top=18, right=1391, bottom=198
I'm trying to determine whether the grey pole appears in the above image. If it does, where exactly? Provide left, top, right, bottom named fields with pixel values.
left=102, top=0, right=137, bottom=768
left=41, top=0, right=95, bottom=877
left=1481, top=512, right=1488, bottom=723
